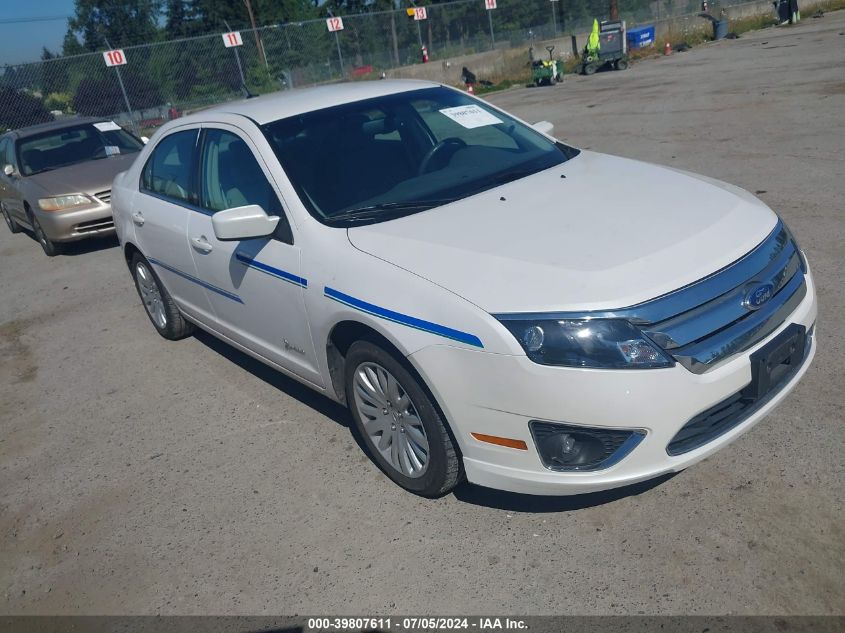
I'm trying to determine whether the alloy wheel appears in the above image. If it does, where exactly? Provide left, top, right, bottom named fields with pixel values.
left=352, top=362, right=430, bottom=478
left=135, top=261, right=167, bottom=329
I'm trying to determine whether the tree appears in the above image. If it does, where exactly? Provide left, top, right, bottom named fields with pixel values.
left=0, top=87, right=53, bottom=131
left=67, top=0, right=164, bottom=51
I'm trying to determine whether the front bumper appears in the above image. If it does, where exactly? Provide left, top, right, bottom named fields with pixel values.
left=35, top=203, right=115, bottom=242
left=409, top=272, right=817, bottom=496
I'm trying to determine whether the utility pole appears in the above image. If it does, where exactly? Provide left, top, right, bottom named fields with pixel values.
left=609, top=0, right=619, bottom=20
left=102, top=35, right=138, bottom=135
left=223, top=19, right=248, bottom=95
left=551, top=0, right=559, bottom=37
left=243, top=0, right=268, bottom=67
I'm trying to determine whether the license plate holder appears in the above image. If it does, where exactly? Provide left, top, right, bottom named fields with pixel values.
left=744, top=323, right=806, bottom=401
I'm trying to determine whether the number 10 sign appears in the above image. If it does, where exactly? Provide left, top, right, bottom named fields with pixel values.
left=102, top=49, right=127, bottom=67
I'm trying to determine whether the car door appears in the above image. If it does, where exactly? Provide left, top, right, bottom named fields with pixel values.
left=132, top=127, right=215, bottom=323
left=187, top=124, right=322, bottom=386
left=0, top=138, right=25, bottom=223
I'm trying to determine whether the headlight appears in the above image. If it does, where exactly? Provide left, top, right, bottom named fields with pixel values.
left=38, top=194, right=94, bottom=212
left=499, top=318, right=673, bottom=369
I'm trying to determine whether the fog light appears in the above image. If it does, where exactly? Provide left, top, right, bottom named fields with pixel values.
left=530, top=421, right=645, bottom=472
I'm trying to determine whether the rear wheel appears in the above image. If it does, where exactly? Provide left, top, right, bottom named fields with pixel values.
left=27, top=207, right=62, bottom=256
left=345, top=339, right=462, bottom=497
left=1, top=203, right=22, bottom=234
left=616, top=58, right=630, bottom=70
left=584, top=63, right=597, bottom=75
left=130, top=252, right=194, bottom=340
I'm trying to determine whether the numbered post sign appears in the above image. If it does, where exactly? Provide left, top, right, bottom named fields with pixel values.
left=102, top=49, right=127, bottom=67
left=414, top=7, right=428, bottom=20
left=326, top=16, right=344, bottom=32
left=485, top=0, right=497, bottom=8
left=222, top=31, right=243, bottom=48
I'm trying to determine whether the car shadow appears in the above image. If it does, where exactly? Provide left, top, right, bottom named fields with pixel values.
left=192, top=329, right=351, bottom=430
left=192, top=329, right=679, bottom=512
left=21, top=229, right=119, bottom=257
left=451, top=472, right=678, bottom=512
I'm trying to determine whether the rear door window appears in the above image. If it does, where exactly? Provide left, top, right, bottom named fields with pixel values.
left=141, top=130, right=199, bottom=204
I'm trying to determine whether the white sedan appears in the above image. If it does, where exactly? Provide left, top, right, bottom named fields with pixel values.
left=111, top=80, right=816, bottom=496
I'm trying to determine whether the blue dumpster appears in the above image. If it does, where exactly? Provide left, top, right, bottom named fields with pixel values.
left=627, top=25, right=655, bottom=49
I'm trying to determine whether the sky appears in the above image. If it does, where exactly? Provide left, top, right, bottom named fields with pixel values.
left=0, top=0, right=76, bottom=66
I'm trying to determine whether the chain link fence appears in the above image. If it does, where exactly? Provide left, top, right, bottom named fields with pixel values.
left=1, top=0, right=753, bottom=135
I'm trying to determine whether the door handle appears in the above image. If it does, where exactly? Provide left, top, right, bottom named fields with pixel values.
left=131, top=211, right=145, bottom=226
left=191, top=236, right=213, bottom=254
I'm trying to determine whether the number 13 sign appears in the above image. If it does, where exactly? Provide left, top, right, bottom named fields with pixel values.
left=326, top=16, right=344, bottom=32
left=102, top=49, right=127, bottom=67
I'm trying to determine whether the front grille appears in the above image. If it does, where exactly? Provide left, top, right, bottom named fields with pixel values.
left=640, top=223, right=806, bottom=373
left=667, top=324, right=811, bottom=455
left=74, top=217, right=114, bottom=234
left=94, top=190, right=111, bottom=204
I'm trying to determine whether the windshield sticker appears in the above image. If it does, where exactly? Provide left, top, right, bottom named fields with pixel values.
left=104, top=145, right=121, bottom=156
left=93, top=121, right=122, bottom=132
left=439, top=105, right=503, bottom=129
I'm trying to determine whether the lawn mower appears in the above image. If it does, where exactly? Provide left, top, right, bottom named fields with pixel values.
left=531, top=45, right=563, bottom=86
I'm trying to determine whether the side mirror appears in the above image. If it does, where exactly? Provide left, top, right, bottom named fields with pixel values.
left=3, top=164, right=15, bottom=177
left=532, top=121, right=554, bottom=136
left=212, top=204, right=280, bottom=241
left=140, top=136, right=149, bottom=145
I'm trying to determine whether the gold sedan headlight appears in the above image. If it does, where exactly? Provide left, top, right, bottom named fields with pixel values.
left=38, top=194, right=94, bottom=212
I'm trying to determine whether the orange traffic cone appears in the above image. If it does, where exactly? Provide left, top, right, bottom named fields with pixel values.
left=664, top=41, right=672, bottom=55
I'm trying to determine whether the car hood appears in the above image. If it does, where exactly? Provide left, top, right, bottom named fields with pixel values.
left=347, top=151, right=778, bottom=314
left=26, top=153, right=138, bottom=197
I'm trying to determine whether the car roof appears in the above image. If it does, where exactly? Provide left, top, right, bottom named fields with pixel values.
left=195, top=79, right=442, bottom=126
left=5, top=116, right=109, bottom=140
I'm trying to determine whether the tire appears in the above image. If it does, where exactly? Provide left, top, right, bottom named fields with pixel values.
left=616, top=58, right=629, bottom=70
left=26, top=207, right=62, bottom=256
left=1, top=202, right=22, bottom=234
left=130, top=252, right=194, bottom=340
left=584, top=63, right=597, bottom=76
left=344, top=339, right=462, bottom=497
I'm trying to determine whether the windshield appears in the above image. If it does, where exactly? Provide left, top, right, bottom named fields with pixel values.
left=17, top=122, right=144, bottom=176
left=262, top=87, right=578, bottom=226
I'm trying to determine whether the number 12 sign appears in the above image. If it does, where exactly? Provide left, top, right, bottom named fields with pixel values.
left=222, top=31, right=243, bottom=48
left=326, top=17, right=344, bottom=32
left=102, top=49, right=127, bottom=67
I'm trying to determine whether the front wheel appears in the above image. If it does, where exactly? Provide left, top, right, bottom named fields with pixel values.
left=130, top=252, right=194, bottom=340
left=616, top=58, right=630, bottom=70
left=2, top=203, right=22, bottom=234
left=27, top=208, right=62, bottom=256
left=345, top=339, right=462, bottom=497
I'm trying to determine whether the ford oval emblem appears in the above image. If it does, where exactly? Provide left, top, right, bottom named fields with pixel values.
left=743, top=282, right=775, bottom=311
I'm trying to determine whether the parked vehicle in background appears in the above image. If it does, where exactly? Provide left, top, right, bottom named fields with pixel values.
left=0, top=117, right=145, bottom=256
left=111, top=80, right=817, bottom=497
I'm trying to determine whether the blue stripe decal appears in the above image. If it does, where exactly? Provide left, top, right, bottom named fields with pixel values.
left=324, top=287, right=483, bottom=348
left=147, top=257, right=244, bottom=304
left=235, top=253, right=307, bottom=288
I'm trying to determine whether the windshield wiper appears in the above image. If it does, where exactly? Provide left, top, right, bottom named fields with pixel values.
left=490, top=168, right=537, bottom=186
left=324, top=199, right=457, bottom=226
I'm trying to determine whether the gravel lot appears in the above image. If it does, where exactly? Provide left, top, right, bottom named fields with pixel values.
left=1, top=12, right=843, bottom=616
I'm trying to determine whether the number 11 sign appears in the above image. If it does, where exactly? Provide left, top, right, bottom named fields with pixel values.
left=222, top=31, right=243, bottom=47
